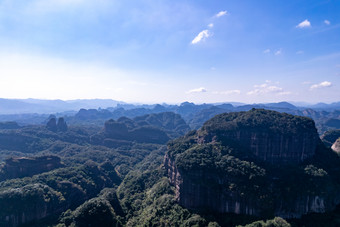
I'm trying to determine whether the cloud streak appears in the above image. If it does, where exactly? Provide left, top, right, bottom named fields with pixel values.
left=247, top=81, right=290, bottom=96
left=310, top=81, right=332, bottom=90
left=191, top=30, right=211, bottom=44
left=216, top=11, right=228, bottom=17
left=191, top=10, right=228, bottom=45
left=186, top=87, right=207, bottom=93
left=296, top=19, right=311, bottom=28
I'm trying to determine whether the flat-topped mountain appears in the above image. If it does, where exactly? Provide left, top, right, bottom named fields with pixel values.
left=165, top=109, right=340, bottom=219
left=198, top=109, right=320, bottom=164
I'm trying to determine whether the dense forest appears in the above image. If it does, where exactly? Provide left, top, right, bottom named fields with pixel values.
left=0, top=104, right=340, bottom=226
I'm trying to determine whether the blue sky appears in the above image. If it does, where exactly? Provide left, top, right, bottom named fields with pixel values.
left=0, top=0, right=339, bottom=104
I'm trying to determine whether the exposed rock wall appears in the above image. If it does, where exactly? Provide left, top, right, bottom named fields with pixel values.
left=0, top=156, right=63, bottom=181
left=165, top=153, right=332, bottom=218
left=206, top=130, right=319, bottom=164
left=164, top=154, right=259, bottom=215
left=332, top=138, right=340, bottom=154
left=165, top=109, right=338, bottom=218
left=198, top=109, right=320, bottom=164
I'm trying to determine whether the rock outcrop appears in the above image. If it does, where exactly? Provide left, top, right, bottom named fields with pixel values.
left=198, top=109, right=319, bottom=164
left=165, top=109, right=340, bottom=218
left=46, top=117, right=57, bottom=132
left=0, top=156, right=64, bottom=181
left=57, top=117, right=68, bottom=131
left=91, top=114, right=187, bottom=145
left=46, top=117, right=68, bottom=132
left=331, top=138, right=340, bottom=154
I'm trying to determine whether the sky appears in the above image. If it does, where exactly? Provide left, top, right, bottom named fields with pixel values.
left=0, top=0, right=339, bottom=104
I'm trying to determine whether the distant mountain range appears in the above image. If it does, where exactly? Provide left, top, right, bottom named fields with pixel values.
left=1, top=98, right=340, bottom=115
left=0, top=99, right=340, bottom=135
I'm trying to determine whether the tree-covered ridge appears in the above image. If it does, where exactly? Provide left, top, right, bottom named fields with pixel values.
left=200, top=109, right=317, bottom=136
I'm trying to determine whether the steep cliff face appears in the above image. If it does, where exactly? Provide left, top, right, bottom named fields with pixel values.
left=198, top=109, right=320, bottom=164
left=0, top=156, right=64, bottom=181
left=164, top=153, right=336, bottom=218
left=165, top=109, right=340, bottom=218
left=164, top=153, right=260, bottom=216
left=332, top=138, right=340, bottom=154
left=205, top=130, right=318, bottom=164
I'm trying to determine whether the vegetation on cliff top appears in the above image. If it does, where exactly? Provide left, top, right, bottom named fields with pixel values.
left=201, top=109, right=317, bottom=136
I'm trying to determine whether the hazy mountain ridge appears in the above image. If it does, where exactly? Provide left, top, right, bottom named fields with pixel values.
left=1, top=99, right=340, bottom=132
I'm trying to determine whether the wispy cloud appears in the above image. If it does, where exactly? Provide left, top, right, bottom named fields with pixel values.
left=213, top=90, right=241, bottom=95
left=247, top=81, right=290, bottom=96
left=296, top=50, right=304, bottom=54
left=263, top=49, right=270, bottom=54
left=275, top=49, right=282, bottom=56
left=310, top=81, right=332, bottom=90
left=216, top=11, right=228, bottom=17
left=324, top=20, right=330, bottom=25
left=296, top=19, right=311, bottom=28
left=191, top=10, right=227, bottom=45
left=186, top=87, right=207, bottom=94
left=191, top=30, right=211, bottom=44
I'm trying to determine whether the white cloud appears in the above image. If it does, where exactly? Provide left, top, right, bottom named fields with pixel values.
left=277, top=91, right=292, bottom=95
left=324, top=20, right=330, bottom=25
left=296, top=50, right=304, bottom=54
left=263, top=49, right=270, bottom=54
left=186, top=87, right=207, bottom=94
left=216, top=11, right=228, bottom=17
left=310, top=81, right=332, bottom=90
left=296, top=19, right=311, bottom=28
left=275, top=49, right=282, bottom=56
left=247, top=81, right=290, bottom=96
left=213, top=90, right=241, bottom=95
left=191, top=30, right=211, bottom=44
left=208, top=23, right=214, bottom=28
